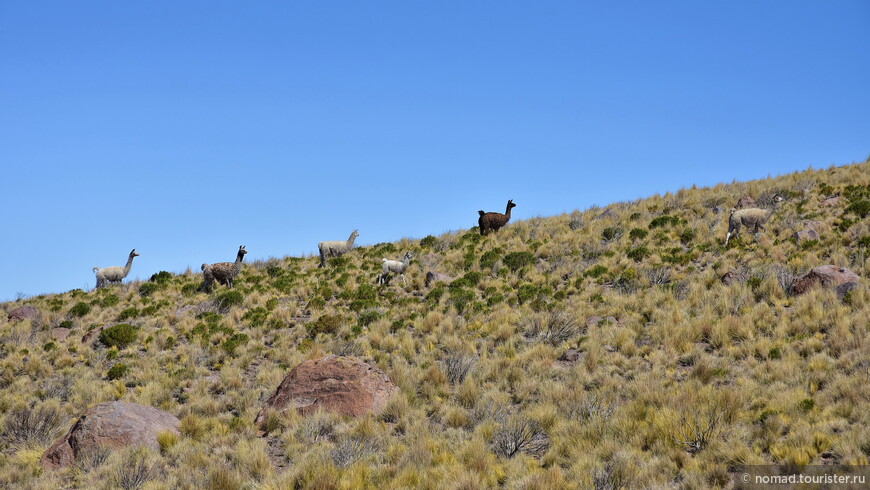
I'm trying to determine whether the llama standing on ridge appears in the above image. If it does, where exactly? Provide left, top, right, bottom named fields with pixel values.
left=378, top=251, right=413, bottom=285
left=478, top=199, right=516, bottom=235
left=94, top=249, right=139, bottom=288
left=725, top=195, right=783, bottom=246
left=318, top=230, right=359, bottom=267
left=201, top=245, right=247, bottom=292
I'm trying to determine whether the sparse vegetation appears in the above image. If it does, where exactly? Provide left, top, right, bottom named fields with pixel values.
left=0, top=160, right=868, bottom=488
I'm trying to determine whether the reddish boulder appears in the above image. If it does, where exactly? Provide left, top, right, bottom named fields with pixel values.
left=735, top=196, right=756, bottom=209
left=789, top=265, right=860, bottom=296
left=51, top=328, right=71, bottom=341
left=256, top=355, right=397, bottom=427
left=7, top=305, right=39, bottom=323
left=41, top=402, right=180, bottom=469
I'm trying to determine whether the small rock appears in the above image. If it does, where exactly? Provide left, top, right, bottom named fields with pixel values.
left=255, top=355, right=398, bottom=429
left=424, top=271, right=451, bottom=287
left=7, top=305, right=39, bottom=323
left=50, top=328, right=71, bottom=341
left=81, top=325, right=109, bottom=344
left=558, top=349, right=582, bottom=363
left=721, top=270, right=743, bottom=285
left=735, top=196, right=756, bottom=209
left=711, top=206, right=726, bottom=214
left=41, top=402, right=180, bottom=470
left=820, top=196, right=840, bottom=207
left=792, top=229, right=820, bottom=242
left=595, top=208, right=616, bottom=220
left=789, top=265, right=860, bottom=296
left=585, top=316, right=603, bottom=329
left=602, top=345, right=616, bottom=353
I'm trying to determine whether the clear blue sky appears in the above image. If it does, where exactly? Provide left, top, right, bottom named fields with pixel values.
left=1, top=1, right=868, bottom=301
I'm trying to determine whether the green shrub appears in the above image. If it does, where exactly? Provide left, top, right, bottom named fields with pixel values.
left=101, top=295, right=119, bottom=307
left=679, top=229, right=696, bottom=245
left=420, top=235, right=437, bottom=248
left=141, top=305, right=160, bottom=316
left=601, top=227, right=623, bottom=242
left=479, top=249, right=502, bottom=270
left=266, top=298, right=279, bottom=310
left=629, top=228, right=648, bottom=240
left=222, top=333, right=249, bottom=356
left=584, top=265, right=609, bottom=278
left=309, top=315, right=342, bottom=336
left=149, top=271, right=173, bottom=284
left=106, top=363, right=130, bottom=380
left=358, top=310, right=382, bottom=327
left=463, top=271, right=483, bottom=286
left=845, top=200, right=870, bottom=218
left=99, top=323, right=139, bottom=349
left=503, top=251, right=535, bottom=273
left=117, top=307, right=140, bottom=321
left=180, top=283, right=200, bottom=296
left=449, top=287, right=475, bottom=313
left=213, top=290, right=244, bottom=311
left=69, top=302, right=91, bottom=317
left=648, top=215, right=681, bottom=229
left=627, top=246, right=650, bottom=262
left=426, top=286, right=445, bottom=303
left=43, top=342, right=57, bottom=352
left=242, top=307, right=269, bottom=328
left=138, top=282, right=161, bottom=297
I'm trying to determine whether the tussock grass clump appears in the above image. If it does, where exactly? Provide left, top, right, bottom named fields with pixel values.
left=99, top=323, right=139, bottom=349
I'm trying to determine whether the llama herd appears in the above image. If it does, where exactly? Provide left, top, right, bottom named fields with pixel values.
left=92, top=196, right=782, bottom=291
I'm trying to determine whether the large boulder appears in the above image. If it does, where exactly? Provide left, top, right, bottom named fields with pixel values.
left=41, top=402, right=180, bottom=469
left=7, top=305, right=39, bottom=323
left=256, top=355, right=397, bottom=428
left=735, top=196, right=756, bottom=209
left=789, top=265, right=860, bottom=296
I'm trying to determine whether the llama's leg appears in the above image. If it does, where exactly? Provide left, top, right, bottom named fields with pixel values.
left=401, top=274, right=406, bottom=285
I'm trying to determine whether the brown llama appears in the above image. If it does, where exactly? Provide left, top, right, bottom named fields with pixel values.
left=478, top=199, right=516, bottom=235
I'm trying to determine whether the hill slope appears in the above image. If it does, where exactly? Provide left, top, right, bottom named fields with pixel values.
left=1, top=160, right=868, bottom=488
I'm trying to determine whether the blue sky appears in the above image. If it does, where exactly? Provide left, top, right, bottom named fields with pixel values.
left=1, top=1, right=867, bottom=301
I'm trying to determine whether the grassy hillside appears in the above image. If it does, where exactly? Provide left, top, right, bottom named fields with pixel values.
left=1, top=160, right=868, bottom=489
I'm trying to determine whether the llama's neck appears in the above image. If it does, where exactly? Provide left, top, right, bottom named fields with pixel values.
left=504, top=203, right=513, bottom=218
left=347, top=233, right=357, bottom=247
left=233, top=251, right=245, bottom=273
left=123, top=254, right=136, bottom=275
left=402, top=254, right=411, bottom=267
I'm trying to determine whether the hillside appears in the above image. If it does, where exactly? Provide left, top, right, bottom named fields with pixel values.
left=1, top=160, right=868, bottom=489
